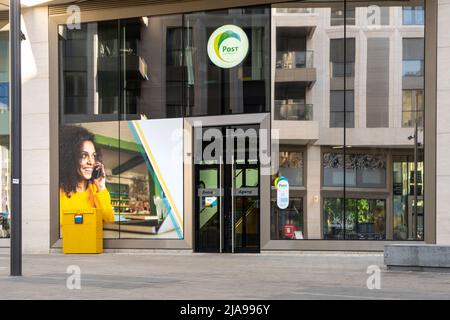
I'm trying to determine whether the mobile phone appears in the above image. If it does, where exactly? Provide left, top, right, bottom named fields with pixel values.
left=91, top=166, right=102, bottom=180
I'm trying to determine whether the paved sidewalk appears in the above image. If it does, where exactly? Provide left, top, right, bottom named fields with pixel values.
left=0, top=252, right=449, bottom=300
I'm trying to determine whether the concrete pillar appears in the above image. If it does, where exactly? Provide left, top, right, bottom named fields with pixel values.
left=436, top=0, right=450, bottom=244
left=21, top=7, right=50, bottom=253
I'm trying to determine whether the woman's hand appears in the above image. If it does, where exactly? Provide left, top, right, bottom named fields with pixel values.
left=93, top=162, right=106, bottom=192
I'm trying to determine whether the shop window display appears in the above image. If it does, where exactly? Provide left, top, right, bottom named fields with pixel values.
left=278, top=150, right=304, bottom=186
left=323, top=198, right=386, bottom=240
left=271, top=198, right=304, bottom=240
left=59, top=120, right=184, bottom=240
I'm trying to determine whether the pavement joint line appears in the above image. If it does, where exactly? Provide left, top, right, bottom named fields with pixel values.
left=291, top=292, right=403, bottom=300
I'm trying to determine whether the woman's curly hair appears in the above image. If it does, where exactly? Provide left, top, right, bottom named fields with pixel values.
left=59, top=125, right=102, bottom=197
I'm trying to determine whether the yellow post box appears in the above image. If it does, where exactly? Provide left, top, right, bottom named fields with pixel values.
left=62, top=209, right=103, bottom=254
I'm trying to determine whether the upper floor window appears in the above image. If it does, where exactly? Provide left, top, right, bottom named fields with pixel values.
left=403, top=6, right=424, bottom=25
left=330, top=38, right=355, bottom=78
left=323, top=153, right=387, bottom=188
left=402, top=89, right=424, bottom=128
left=403, top=38, right=424, bottom=77
left=330, top=90, right=354, bottom=128
left=278, top=149, right=304, bottom=186
left=330, top=7, right=355, bottom=26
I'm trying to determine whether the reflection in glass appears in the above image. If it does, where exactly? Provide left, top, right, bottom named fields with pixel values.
left=278, top=150, right=304, bottom=186
left=271, top=198, right=304, bottom=240
left=403, top=6, right=424, bottom=25
left=185, top=8, right=270, bottom=117
left=0, top=31, right=9, bottom=239
left=324, top=198, right=386, bottom=240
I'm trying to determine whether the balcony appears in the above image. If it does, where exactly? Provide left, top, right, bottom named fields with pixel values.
left=275, top=51, right=316, bottom=85
left=275, top=100, right=313, bottom=121
left=272, top=101, right=318, bottom=143
left=276, top=50, right=314, bottom=69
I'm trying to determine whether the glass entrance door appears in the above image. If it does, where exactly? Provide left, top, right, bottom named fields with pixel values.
left=194, top=125, right=260, bottom=253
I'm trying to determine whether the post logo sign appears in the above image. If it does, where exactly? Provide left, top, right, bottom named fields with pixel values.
left=275, top=176, right=289, bottom=210
left=207, top=25, right=249, bottom=69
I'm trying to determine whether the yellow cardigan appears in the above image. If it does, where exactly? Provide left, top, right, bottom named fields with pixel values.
left=60, top=183, right=115, bottom=225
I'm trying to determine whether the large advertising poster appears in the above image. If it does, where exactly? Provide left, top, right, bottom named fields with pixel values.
left=59, top=119, right=184, bottom=240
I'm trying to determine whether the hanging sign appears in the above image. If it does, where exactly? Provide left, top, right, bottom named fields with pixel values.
left=207, top=24, right=249, bottom=69
left=275, top=176, right=289, bottom=209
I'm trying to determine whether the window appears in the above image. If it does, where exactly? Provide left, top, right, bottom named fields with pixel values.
left=323, top=198, right=386, bottom=240
left=276, top=27, right=312, bottom=69
left=166, top=27, right=192, bottom=117
left=331, top=7, right=355, bottom=26
left=271, top=198, right=304, bottom=240
left=323, top=153, right=387, bottom=188
left=403, top=38, right=424, bottom=77
left=278, top=150, right=304, bottom=186
left=403, top=6, right=424, bottom=25
left=330, top=90, right=354, bottom=128
left=185, top=8, right=270, bottom=117
left=403, top=60, right=424, bottom=77
left=402, top=90, right=424, bottom=128
left=393, top=156, right=425, bottom=240
left=330, top=38, right=355, bottom=77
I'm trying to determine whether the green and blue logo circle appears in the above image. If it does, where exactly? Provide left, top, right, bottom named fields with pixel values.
left=207, top=25, right=249, bottom=69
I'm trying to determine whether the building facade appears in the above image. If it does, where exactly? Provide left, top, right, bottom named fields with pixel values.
left=0, top=0, right=448, bottom=253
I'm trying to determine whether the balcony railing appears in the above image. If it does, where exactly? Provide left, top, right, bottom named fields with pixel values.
left=276, top=50, right=314, bottom=69
left=275, top=100, right=313, bottom=121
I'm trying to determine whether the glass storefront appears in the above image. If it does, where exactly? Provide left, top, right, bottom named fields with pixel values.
left=58, top=7, right=271, bottom=242
left=270, top=0, right=425, bottom=241
left=0, top=30, right=9, bottom=239
left=57, top=0, right=427, bottom=248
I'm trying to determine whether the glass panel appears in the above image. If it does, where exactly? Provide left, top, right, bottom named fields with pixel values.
left=271, top=198, right=304, bottom=240
left=324, top=198, right=386, bottom=240
left=331, top=6, right=355, bottom=26
left=197, top=166, right=221, bottom=251
left=403, top=6, right=424, bottom=25
left=116, top=120, right=184, bottom=239
left=272, top=1, right=345, bottom=241
left=232, top=125, right=260, bottom=252
left=402, top=60, right=424, bottom=77
left=234, top=196, right=259, bottom=251
left=185, top=7, right=270, bottom=117
left=59, top=121, right=120, bottom=240
left=278, top=149, right=303, bottom=186
left=141, top=14, right=185, bottom=118
left=59, top=21, right=121, bottom=121
left=323, top=198, right=344, bottom=240
left=393, top=155, right=424, bottom=240
left=0, top=30, right=9, bottom=239
left=344, top=1, right=425, bottom=242
left=402, top=90, right=424, bottom=128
